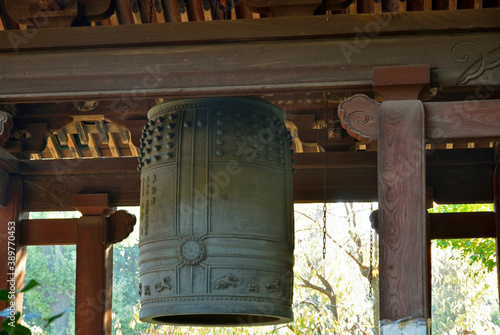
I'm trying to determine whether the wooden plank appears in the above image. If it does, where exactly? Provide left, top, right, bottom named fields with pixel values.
left=431, top=212, right=495, bottom=239
left=17, top=148, right=496, bottom=210
left=425, top=100, right=500, bottom=140
left=1, top=31, right=498, bottom=103
left=372, top=212, right=496, bottom=239
left=378, top=99, right=430, bottom=321
left=19, top=219, right=78, bottom=245
left=2, top=8, right=497, bottom=52
left=0, top=10, right=498, bottom=103
left=339, top=98, right=500, bottom=143
left=73, top=195, right=113, bottom=335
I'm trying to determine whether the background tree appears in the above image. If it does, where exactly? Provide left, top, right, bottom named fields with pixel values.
left=20, top=203, right=500, bottom=334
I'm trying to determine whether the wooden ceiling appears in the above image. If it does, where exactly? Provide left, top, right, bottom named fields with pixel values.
left=1, top=0, right=499, bottom=31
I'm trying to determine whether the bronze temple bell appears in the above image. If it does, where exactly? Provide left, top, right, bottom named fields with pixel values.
left=137, top=97, right=295, bottom=326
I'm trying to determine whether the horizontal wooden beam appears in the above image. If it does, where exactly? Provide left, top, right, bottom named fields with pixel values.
left=372, top=211, right=495, bottom=239
left=1, top=9, right=498, bottom=52
left=16, top=148, right=495, bottom=211
left=19, top=210, right=136, bottom=245
left=19, top=218, right=77, bottom=245
left=339, top=97, right=500, bottom=142
left=430, top=212, right=496, bottom=239
left=0, top=10, right=499, bottom=103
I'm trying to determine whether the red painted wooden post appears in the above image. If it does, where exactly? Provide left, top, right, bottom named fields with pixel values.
left=494, top=163, right=500, bottom=306
left=0, top=175, right=27, bottom=321
left=338, top=65, right=432, bottom=329
left=73, top=194, right=113, bottom=335
left=375, top=66, right=431, bottom=326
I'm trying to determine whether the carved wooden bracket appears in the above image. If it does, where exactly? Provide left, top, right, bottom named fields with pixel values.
left=0, top=111, right=13, bottom=148
left=338, top=65, right=431, bottom=143
left=337, top=94, right=379, bottom=142
left=108, top=210, right=136, bottom=244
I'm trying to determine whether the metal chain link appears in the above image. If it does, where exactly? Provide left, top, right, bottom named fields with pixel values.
left=322, top=97, right=328, bottom=260
left=369, top=222, right=374, bottom=297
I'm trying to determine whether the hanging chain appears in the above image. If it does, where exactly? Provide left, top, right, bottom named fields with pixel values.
left=368, top=204, right=374, bottom=297
left=369, top=230, right=374, bottom=297
left=322, top=96, right=329, bottom=260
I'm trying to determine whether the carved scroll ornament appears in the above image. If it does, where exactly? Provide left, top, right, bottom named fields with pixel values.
left=337, top=94, right=380, bottom=142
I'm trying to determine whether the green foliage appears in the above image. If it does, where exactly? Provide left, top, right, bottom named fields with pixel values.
left=0, top=280, right=64, bottom=335
left=431, top=241, right=500, bottom=334
left=429, top=203, right=496, bottom=273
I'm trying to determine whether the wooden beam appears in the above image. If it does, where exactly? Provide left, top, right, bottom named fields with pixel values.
left=1, top=9, right=497, bottom=52
left=338, top=98, right=500, bottom=143
left=17, top=148, right=496, bottom=210
left=73, top=194, right=113, bottom=335
left=19, top=219, right=78, bottom=245
left=18, top=211, right=136, bottom=246
left=372, top=211, right=496, bottom=239
left=431, top=212, right=496, bottom=239
left=0, top=10, right=499, bottom=103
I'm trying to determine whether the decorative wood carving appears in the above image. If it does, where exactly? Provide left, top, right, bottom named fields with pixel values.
left=452, top=42, right=500, bottom=85
left=0, top=111, right=13, bottom=148
left=107, top=210, right=136, bottom=244
left=337, top=94, right=379, bottom=142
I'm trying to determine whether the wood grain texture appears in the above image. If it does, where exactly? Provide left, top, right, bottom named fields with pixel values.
left=74, top=196, right=113, bottom=335
left=378, top=100, right=430, bottom=320
left=0, top=9, right=498, bottom=52
left=0, top=175, right=26, bottom=319
left=425, top=99, right=500, bottom=140
left=337, top=97, right=500, bottom=143
left=19, top=219, right=78, bottom=245
left=0, top=16, right=499, bottom=102
left=373, top=65, right=430, bottom=101
left=16, top=148, right=495, bottom=210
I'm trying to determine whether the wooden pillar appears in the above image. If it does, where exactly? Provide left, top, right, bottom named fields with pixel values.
left=0, top=175, right=27, bottom=320
left=375, top=66, right=431, bottom=326
left=495, top=163, right=500, bottom=306
left=338, top=64, right=431, bottom=332
left=73, top=194, right=113, bottom=335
